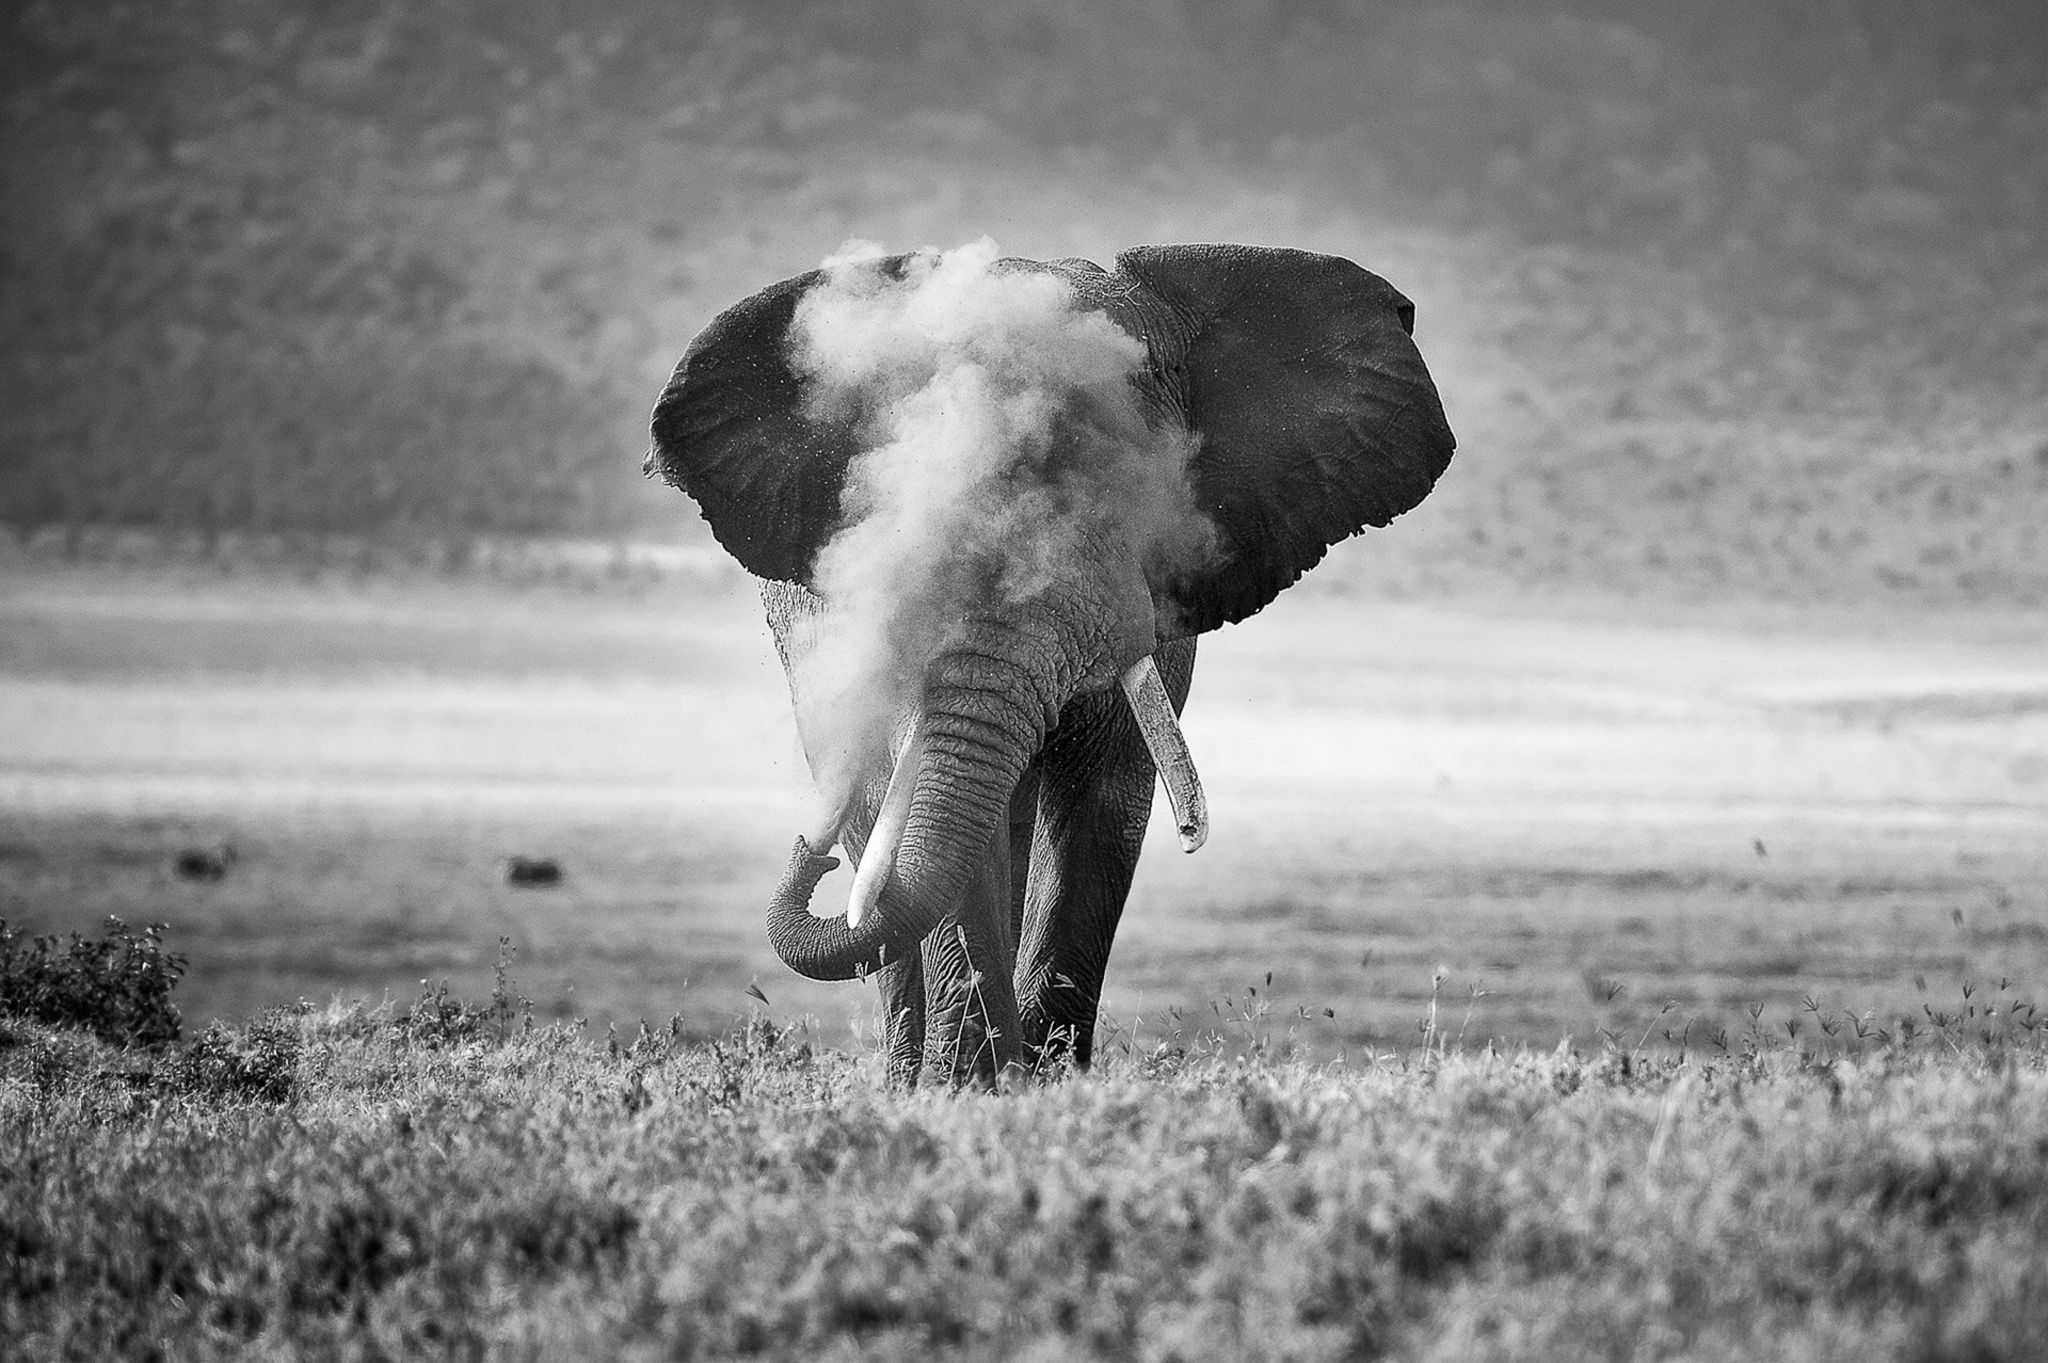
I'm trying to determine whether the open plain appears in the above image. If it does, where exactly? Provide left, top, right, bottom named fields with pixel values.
left=6, top=549, right=2043, bottom=1060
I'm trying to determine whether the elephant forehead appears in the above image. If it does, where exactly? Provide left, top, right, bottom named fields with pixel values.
left=1073, top=270, right=1172, bottom=343
left=997, top=254, right=1168, bottom=348
left=1007, top=262, right=1188, bottom=430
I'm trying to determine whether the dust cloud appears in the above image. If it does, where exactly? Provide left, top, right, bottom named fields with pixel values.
left=784, top=238, right=1213, bottom=831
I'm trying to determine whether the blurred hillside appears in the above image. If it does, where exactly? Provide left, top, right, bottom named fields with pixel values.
left=4, top=0, right=2045, bottom=602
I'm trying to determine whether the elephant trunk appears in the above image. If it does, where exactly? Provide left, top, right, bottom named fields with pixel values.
left=766, top=637, right=1058, bottom=981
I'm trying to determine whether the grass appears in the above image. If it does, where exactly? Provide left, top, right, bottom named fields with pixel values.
left=7, top=927, right=2048, bottom=1360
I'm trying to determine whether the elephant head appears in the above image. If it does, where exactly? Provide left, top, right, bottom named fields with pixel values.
left=647, top=242, right=1454, bottom=994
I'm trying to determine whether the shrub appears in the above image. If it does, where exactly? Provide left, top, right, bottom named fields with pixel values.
left=0, top=918, right=185, bottom=1046
left=160, top=1014, right=300, bottom=1104
left=392, top=939, right=530, bottom=1048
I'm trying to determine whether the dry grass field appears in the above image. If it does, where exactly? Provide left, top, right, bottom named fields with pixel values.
left=8, top=985, right=2048, bottom=1360
left=6, top=549, right=2043, bottom=1062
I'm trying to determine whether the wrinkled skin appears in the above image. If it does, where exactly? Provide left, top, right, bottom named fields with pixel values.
left=649, top=244, right=1456, bottom=1088
left=758, top=576, right=1196, bottom=1085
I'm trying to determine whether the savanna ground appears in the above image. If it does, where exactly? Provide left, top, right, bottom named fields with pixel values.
left=4, top=551, right=2047, bottom=1058
left=6, top=0, right=2048, bottom=1356
left=5, top=550, right=2046, bottom=1357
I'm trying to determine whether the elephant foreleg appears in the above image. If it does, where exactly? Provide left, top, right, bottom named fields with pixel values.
left=1016, top=638, right=1196, bottom=1070
left=873, top=957, right=925, bottom=1088
left=1007, top=764, right=1040, bottom=960
left=918, top=843, right=1025, bottom=1088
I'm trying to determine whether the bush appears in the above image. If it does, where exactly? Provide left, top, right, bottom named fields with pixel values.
left=161, top=1015, right=300, bottom=1104
left=0, top=917, right=185, bottom=1046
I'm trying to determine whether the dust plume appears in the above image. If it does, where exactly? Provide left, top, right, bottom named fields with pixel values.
left=784, top=238, right=1213, bottom=830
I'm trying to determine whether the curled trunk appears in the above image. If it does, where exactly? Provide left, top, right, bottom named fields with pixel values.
left=767, top=651, right=1055, bottom=981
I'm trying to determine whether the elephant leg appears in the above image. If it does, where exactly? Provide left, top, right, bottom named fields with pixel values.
left=1016, top=638, right=1196, bottom=1071
left=873, top=956, right=925, bottom=1088
left=1008, top=763, right=1041, bottom=957
left=918, top=826, right=1026, bottom=1089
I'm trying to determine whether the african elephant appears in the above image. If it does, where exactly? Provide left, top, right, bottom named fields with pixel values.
left=646, top=242, right=1454, bottom=1088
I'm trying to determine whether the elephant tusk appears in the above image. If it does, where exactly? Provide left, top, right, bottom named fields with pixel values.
left=846, top=727, right=924, bottom=929
left=1119, top=655, right=1207, bottom=853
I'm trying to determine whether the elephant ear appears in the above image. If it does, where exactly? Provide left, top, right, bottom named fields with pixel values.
left=647, top=258, right=920, bottom=584
left=1114, top=244, right=1457, bottom=633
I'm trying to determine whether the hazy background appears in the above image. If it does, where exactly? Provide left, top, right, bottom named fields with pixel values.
left=5, top=0, right=2046, bottom=601
left=4, top=1, right=2046, bottom=1050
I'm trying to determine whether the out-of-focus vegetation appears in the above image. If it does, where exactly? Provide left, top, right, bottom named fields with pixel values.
left=7, top=952, right=2048, bottom=1359
left=4, top=0, right=2045, bottom=598
left=0, top=917, right=184, bottom=1045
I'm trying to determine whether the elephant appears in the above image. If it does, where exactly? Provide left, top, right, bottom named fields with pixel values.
left=646, top=242, right=1454, bottom=1088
